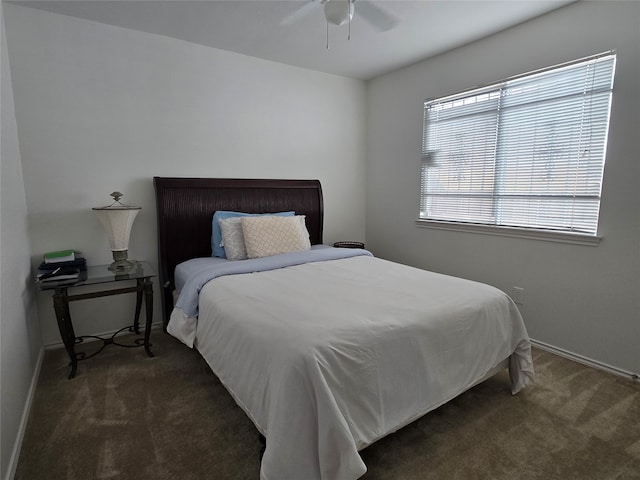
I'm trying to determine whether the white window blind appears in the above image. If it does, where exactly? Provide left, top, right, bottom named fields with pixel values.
left=420, top=52, right=616, bottom=236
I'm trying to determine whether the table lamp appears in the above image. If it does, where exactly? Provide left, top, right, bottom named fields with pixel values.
left=93, top=192, right=141, bottom=272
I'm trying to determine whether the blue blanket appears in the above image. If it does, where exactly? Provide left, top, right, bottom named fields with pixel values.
left=175, top=245, right=373, bottom=318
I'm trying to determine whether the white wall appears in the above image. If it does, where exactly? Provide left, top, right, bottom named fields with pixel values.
left=367, top=1, right=640, bottom=375
left=3, top=3, right=367, bottom=345
left=0, top=3, right=42, bottom=478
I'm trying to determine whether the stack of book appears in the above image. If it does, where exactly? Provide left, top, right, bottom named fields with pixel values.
left=37, top=250, right=87, bottom=283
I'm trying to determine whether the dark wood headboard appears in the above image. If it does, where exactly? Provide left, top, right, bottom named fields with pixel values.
left=153, top=177, right=324, bottom=327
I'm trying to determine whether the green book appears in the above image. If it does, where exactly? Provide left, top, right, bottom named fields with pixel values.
left=43, top=250, right=76, bottom=264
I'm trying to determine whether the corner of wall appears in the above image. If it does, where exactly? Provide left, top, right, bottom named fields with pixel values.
left=1, top=3, right=45, bottom=478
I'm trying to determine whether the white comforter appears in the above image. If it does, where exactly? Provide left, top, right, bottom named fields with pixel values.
left=176, top=254, right=534, bottom=480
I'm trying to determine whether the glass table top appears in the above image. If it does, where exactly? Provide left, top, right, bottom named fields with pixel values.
left=36, top=260, right=155, bottom=291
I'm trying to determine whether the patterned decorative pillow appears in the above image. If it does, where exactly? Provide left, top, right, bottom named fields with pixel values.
left=211, top=210, right=295, bottom=258
left=241, top=215, right=311, bottom=259
left=218, top=217, right=248, bottom=261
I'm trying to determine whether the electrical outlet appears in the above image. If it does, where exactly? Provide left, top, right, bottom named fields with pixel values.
left=511, top=287, right=525, bottom=305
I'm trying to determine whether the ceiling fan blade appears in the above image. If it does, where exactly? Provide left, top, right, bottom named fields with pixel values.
left=355, top=1, right=398, bottom=31
left=280, top=1, right=322, bottom=27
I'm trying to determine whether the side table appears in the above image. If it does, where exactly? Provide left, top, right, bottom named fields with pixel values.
left=36, top=261, right=155, bottom=379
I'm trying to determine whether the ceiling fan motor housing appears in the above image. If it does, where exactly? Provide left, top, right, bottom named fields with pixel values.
left=324, top=0, right=355, bottom=26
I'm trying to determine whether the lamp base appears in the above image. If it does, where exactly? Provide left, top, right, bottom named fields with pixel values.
left=108, top=250, right=136, bottom=273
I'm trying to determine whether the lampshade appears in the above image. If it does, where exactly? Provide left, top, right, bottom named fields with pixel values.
left=93, top=192, right=141, bottom=272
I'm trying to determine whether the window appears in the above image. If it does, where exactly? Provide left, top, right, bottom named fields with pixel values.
left=419, top=52, right=616, bottom=241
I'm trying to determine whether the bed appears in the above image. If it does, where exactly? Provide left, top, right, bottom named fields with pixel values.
left=153, top=177, right=534, bottom=480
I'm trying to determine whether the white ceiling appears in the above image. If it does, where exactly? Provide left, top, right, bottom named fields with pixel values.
left=11, top=0, right=575, bottom=80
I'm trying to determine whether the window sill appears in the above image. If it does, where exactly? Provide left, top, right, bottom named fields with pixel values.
left=415, top=219, right=602, bottom=246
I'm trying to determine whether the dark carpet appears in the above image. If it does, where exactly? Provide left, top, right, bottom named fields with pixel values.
left=15, top=332, right=640, bottom=480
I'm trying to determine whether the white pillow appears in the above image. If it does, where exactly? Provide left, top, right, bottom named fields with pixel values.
left=241, top=215, right=311, bottom=259
left=218, top=217, right=248, bottom=260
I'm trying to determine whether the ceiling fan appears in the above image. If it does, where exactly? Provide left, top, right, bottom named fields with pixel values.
left=281, top=0, right=398, bottom=34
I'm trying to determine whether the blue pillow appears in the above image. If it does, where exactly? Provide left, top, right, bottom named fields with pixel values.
left=211, top=210, right=295, bottom=258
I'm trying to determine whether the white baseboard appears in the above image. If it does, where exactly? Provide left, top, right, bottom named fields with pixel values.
left=531, top=338, right=639, bottom=382
left=5, top=346, right=45, bottom=480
